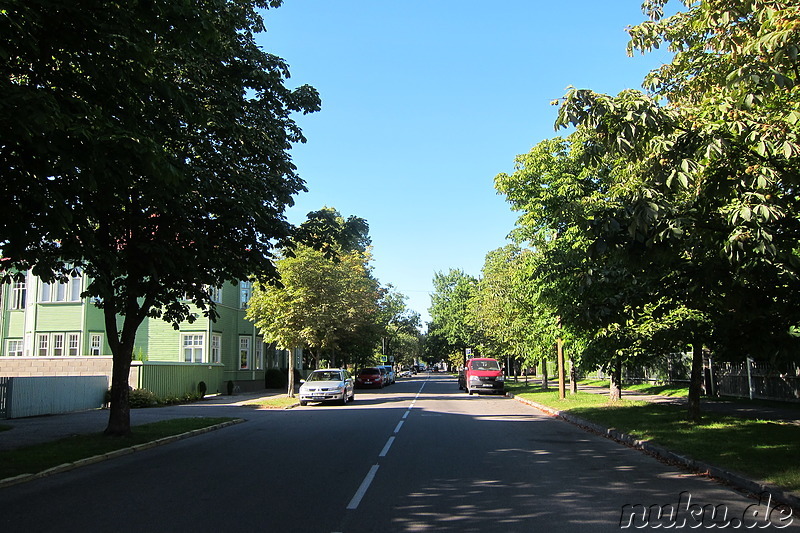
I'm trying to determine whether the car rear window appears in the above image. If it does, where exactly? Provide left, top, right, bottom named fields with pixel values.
left=359, top=368, right=380, bottom=375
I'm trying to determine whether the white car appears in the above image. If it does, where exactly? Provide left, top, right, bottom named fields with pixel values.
left=299, top=369, right=355, bottom=406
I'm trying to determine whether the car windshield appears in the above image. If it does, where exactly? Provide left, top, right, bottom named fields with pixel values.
left=470, top=360, right=500, bottom=371
left=308, top=371, right=342, bottom=382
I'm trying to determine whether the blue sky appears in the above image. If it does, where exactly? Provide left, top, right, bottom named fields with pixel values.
left=258, top=1, right=672, bottom=326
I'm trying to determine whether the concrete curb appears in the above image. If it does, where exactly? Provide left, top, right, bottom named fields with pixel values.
left=507, top=392, right=800, bottom=511
left=0, top=418, right=245, bottom=489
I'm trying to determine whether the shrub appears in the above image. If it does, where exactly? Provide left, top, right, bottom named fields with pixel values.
left=128, top=388, right=158, bottom=408
left=265, top=368, right=286, bottom=389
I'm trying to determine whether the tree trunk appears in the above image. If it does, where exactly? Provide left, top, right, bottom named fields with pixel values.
left=287, top=348, right=296, bottom=398
left=541, top=360, right=549, bottom=390
left=687, top=341, right=703, bottom=423
left=105, top=349, right=133, bottom=436
left=557, top=339, right=566, bottom=399
left=103, top=303, right=144, bottom=437
left=570, top=357, right=578, bottom=394
left=609, top=357, right=622, bottom=401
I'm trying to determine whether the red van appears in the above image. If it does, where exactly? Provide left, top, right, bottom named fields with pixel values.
left=463, top=358, right=505, bottom=395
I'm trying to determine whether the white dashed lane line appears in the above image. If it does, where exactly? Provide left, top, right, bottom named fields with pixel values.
left=345, top=375, right=428, bottom=510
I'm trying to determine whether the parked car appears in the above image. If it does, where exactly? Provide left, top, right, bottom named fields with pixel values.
left=377, top=366, right=389, bottom=386
left=463, top=358, right=505, bottom=395
left=355, top=367, right=384, bottom=389
left=299, top=369, right=354, bottom=406
left=378, top=365, right=396, bottom=384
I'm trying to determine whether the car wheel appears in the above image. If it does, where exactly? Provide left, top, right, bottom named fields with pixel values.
left=300, top=400, right=307, bottom=406
left=340, top=392, right=348, bottom=406
left=468, top=387, right=474, bottom=395
left=350, top=391, right=355, bottom=403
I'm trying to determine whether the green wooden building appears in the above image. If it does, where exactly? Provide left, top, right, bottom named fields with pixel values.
left=0, top=271, right=302, bottom=397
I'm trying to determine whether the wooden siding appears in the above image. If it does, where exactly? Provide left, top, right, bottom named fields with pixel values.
left=35, top=303, right=85, bottom=331
left=137, top=361, right=226, bottom=397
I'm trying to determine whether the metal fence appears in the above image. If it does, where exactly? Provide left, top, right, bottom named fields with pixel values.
left=710, top=359, right=800, bottom=401
left=592, top=355, right=800, bottom=402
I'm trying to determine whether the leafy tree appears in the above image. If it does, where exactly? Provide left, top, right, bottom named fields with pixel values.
left=549, top=0, right=800, bottom=419
left=428, top=269, right=480, bottom=369
left=0, top=0, right=319, bottom=435
left=377, top=285, right=421, bottom=361
left=247, top=208, right=393, bottom=388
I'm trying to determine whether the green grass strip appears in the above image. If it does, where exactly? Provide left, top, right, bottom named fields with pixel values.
left=0, top=417, right=237, bottom=480
left=506, top=383, right=800, bottom=493
left=242, top=395, right=299, bottom=409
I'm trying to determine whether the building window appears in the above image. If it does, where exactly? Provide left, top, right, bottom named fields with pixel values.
left=68, top=333, right=80, bottom=356
left=6, top=340, right=23, bottom=357
left=90, top=334, right=103, bottom=356
left=10, top=281, right=26, bottom=309
left=183, top=334, right=205, bottom=363
left=36, top=333, right=49, bottom=356
left=208, top=285, right=222, bottom=303
left=52, top=333, right=64, bottom=357
left=240, top=281, right=252, bottom=309
left=211, top=334, right=221, bottom=364
left=239, top=336, right=251, bottom=370
left=255, top=339, right=264, bottom=370
left=40, top=273, right=82, bottom=303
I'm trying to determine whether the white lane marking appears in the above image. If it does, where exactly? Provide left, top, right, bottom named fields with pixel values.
left=379, top=436, right=395, bottom=457
left=402, top=410, right=410, bottom=419
left=347, top=465, right=380, bottom=510
left=393, top=420, right=404, bottom=434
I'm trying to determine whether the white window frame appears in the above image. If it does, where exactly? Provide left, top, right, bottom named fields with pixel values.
left=68, top=333, right=81, bottom=356
left=10, top=281, right=26, bottom=309
left=52, top=333, right=65, bottom=357
left=6, top=339, right=23, bottom=357
left=240, top=281, right=252, bottom=309
left=90, top=334, right=103, bottom=356
left=211, top=334, right=221, bottom=364
left=40, top=272, right=82, bottom=303
left=182, top=333, right=205, bottom=363
left=36, top=333, right=49, bottom=356
left=209, top=285, right=222, bottom=303
left=255, top=338, right=264, bottom=370
left=239, top=336, right=251, bottom=370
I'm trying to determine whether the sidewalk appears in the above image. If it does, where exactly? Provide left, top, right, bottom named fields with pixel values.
left=0, top=389, right=291, bottom=452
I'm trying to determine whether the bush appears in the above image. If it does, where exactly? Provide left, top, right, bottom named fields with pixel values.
left=265, top=368, right=287, bottom=389
left=265, top=368, right=304, bottom=389
left=128, top=388, right=158, bottom=408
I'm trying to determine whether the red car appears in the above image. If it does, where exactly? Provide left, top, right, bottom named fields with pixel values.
left=355, top=367, right=384, bottom=389
left=463, top=357, right=505, bottom=395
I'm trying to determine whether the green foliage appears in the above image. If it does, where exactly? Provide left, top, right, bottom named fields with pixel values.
left=247, top=241, right=382, bottom=369
left=264, top=368, right=288, bottom=389
left=0, top=0, right=319, bottom=434
left=428, top=269, right=480, bottom=362
left=128, top=389, right=158, bottom=409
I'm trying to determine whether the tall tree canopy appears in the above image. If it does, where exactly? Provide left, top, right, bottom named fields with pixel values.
left=0, top=0, right=320, bottom=434
left=246, top=209, right=381, bottom=390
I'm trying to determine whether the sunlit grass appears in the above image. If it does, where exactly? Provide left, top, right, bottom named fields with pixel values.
left=242, top=395, right=299, bottom=409
left=507, top=382, right=800, bottom=493
left=0, top=417, right=237, bottom=481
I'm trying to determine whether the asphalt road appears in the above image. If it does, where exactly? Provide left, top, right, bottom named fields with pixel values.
left=0, top=373, right=795, bottom=532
